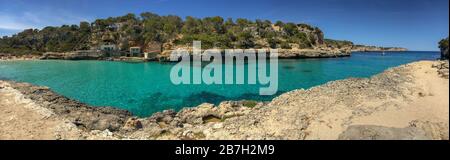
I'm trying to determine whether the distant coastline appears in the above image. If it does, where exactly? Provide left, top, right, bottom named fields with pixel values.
left=351, top=45, right=408, bottom=52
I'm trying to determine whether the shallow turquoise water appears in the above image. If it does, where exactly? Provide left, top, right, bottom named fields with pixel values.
left=0, top=52, right=440, bottom=116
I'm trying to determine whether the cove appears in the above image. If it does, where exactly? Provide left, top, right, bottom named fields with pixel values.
left=0, top=51, right=440, bottom=117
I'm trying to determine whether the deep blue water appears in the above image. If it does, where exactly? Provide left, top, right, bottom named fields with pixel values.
left=0, top=51, right=440, bottom=116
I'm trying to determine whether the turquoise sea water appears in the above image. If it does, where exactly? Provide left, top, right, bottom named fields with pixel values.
left=0, top=52, right=440, bottom=116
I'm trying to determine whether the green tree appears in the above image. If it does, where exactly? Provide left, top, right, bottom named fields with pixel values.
left=79, top=21, right=91, bottom=33
left=439, top=37, right=449, bottom=59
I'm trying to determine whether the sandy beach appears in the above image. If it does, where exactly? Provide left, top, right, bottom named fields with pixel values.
left=0, top=60, right=448, bottom=140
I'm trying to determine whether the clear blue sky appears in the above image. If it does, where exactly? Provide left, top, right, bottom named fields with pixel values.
left=0, top=0, right=448, bottom=51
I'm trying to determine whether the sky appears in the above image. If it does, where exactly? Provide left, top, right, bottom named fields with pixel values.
left=0, top=0, right=448, bottom=51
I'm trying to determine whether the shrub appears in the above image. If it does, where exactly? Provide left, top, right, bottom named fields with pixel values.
left=242, top=100, right=258, bottom=108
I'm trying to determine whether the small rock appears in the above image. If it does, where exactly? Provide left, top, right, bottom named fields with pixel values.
left=123, top=117, right=143, bottom=130
left=100, top=129, right=113, bottom=137
left=212, top=123, right=224, bottom=129
left=182, top=123, right=193, bottom=128
left=182, top=130, right=194, bottom=139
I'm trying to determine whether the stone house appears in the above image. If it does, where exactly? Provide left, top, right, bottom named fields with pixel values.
left=129, top=47, right=142, bottom=57
left=100, top=44, right=117, bottom=51
left=143, top=42, right=162, bottom=60
left=100, top=44, right=121, bottom=57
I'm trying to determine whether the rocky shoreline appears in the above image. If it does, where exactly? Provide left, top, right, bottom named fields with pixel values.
left=0, top=80, right=264, bottom=139
left=157, top=48, right=351, bottom=61
left=1, top=60, right=449, bottom=140
left=0, top=53, right=41, bottom=61
left=1, top=47, right=350, bottom=62
left=0, top=52, right=148, bottom=62
left=0, top=81, right=132, bottom=132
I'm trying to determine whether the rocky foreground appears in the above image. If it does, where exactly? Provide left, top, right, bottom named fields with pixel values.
left=0, top=60, right=449, bottom=140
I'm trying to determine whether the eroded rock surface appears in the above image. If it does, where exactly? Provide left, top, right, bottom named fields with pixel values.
left=432, top=60, right=449, bottom=78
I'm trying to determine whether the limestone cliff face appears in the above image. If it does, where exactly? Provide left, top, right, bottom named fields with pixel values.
left=297, top=25, right=325, bottom=46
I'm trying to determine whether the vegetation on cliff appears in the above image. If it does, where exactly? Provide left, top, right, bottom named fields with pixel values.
left=323, top=39, right=354, bottom=49
left=0, top=12, right=330, bottom=55
left=0, top=23, right=91, bottom=55
left=439, top=37, right=449, bottom=60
